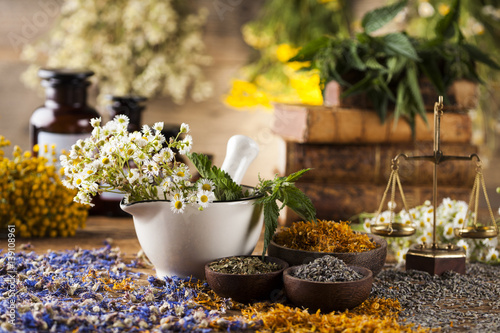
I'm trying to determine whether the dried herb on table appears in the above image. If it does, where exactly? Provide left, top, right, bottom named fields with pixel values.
left=208, top=257, right=280, bottom=275
left=275, top=220, right=379, bottom=253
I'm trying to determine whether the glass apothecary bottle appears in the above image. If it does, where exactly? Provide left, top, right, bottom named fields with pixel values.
left=30, top=68, right=99, bottom=159
left=107, top=95, right=147, bottom=132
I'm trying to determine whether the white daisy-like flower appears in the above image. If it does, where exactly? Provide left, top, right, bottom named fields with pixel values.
left=143, top=160, right=160, bottom=176
left=197, top=190, right=214, bottom=209
left=114, top=114, right=130, bottom=126
left=452, top=211, right=467, bottom=228
left=127, top=169, right=141, bottom=184
left=363, top=218, right=373, bottom=233
left=416, top=234, right=431, bottom=245
left=179, top=135, right=193, bottom=155
left=90, top=117, right=101, bottom=128
left=172, top=166, right=190, bottom=182
left=485, top=248, right=499, bottom=263
left=170, top=198, right=185, bottom=214
left=481, top=236, right=498, bottom=248
left=153, top=147, right=174, bottom=163
left=456, top=239, right=470, bottom=257
left=197, top=179, right=215, bottom=192
left=142, top=124, right=152, bottom=136
left=375, top=211, right=391, bottom=225
left=180, top=123, right=190, bottom=133
left=396, top=248, right=407, bottom=265
left=153, top=122, right=164, bottom=132
left=160, top=177, right=173, bottom=191
left=442, top=223, right=455, bottom=240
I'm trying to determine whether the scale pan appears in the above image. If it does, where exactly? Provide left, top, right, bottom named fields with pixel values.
left=454, top=226, right=498, bottom=239
left=370, top=223, right=416, bottom=237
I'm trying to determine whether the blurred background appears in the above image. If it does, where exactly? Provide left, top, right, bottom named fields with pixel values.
left=1, top=0, right=499, bottom=212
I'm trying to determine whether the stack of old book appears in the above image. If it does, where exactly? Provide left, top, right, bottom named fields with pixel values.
left=273, top=81, right=478, bottom=225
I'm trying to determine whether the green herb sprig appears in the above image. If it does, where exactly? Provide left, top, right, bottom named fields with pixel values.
left=187, top=152, right=246, bottom=201
left=255, top=169, right=317, bottom=258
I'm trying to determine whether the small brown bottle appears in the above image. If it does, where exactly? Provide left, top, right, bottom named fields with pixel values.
left=30, top=68, right=99, bottom=159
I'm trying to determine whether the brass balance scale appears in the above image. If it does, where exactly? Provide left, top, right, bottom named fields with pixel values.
left=370, top=96, right=498, bottom=275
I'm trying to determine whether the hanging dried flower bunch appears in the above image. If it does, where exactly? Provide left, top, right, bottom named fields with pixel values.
left=20, top=0, right=213, bottom=105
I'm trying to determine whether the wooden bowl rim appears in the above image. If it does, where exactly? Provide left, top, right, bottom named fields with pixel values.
left=283, top=265, right=373, bottom=286
left=270, top=232, right=387, bottom=256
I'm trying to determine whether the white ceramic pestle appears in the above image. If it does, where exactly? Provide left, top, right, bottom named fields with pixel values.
left=221, top=135, right=259, bottom=185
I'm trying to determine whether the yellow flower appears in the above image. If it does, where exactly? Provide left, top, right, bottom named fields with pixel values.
left=438, top=3, right=450, bottom=16
left=276, top=44, right=299, bottom=62
left=290, top=72, right=323, bottom=105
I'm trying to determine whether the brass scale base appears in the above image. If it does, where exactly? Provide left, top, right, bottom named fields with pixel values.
left=372, top=97, right=497, bottom=276
left=406, top=243, right=465, bottom=275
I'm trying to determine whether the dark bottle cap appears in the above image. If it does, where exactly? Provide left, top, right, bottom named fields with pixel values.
left=38, top=68, right=94, bottom=82
left=106, top=95, right=147, bottom=104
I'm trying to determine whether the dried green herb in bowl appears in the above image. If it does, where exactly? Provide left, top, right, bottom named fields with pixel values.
left=205, top=255, right=288, bottom=303
left=208, top=256, right=280, bottom=275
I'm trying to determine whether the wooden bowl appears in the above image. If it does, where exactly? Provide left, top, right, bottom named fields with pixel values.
left=283, top=265, right=373, bottom=312
left=204, top=256, right=288, bottom=303
left=268, top=233, right=387, bottom=276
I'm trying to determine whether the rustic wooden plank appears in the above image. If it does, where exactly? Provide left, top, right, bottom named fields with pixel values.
left=272, top=103, right=472, bottom=144
left=283, top=141, right=478, bottom=186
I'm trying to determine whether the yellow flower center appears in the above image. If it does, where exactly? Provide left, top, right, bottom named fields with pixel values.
left=200, top=195, right=208, bottom=203
left=102, top=157, right=110, bottom=165
left=174, top=201, right=183, bottom=210
left=202, top=184, right=211, bottom=191
left=177, top=171, right=185, bottom=178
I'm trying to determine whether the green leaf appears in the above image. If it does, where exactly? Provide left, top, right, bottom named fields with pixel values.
left=285, top=169, right=311, bottom=183
left=435, top=0, right=460, bottom=39
left=347, top=41, right=366, bottom=71
left=365, top=57, right=385, bottom=71
left=381, top=33, right=420, bottom=61
left=187, top=152, right=243, bottom=201
left=462, top=43, right=500, bottom=70
left=361, top=0, right=407, bottom=34
left=289, top=35, right=330, bottom=62
left=405, top=64, right=426, bottom=120
left=261, top=199, right=280, bottom=260
left=255, top=170, right=317, bottom=258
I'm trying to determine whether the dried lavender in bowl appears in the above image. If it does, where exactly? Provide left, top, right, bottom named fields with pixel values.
left=291, top=255, right=363, bottom=282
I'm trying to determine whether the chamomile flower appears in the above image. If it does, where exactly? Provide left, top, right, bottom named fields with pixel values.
left=170, top=197, right=186, bottom=214
left=127, top=169, right=141, bottom=184
left=90, top=117, right=102, bottom=128
left=452, top=211, right=466, bottom=228
left=180, top=123, right=190, bottom=133
left=197, top=179, right=215, bottom=192
left=416, top=234, right=431, bottom=245
left=143, top=160, right=160, bottom=176
left=456, top=239, right=470, bottom=257
left=179, top=135, right=193, bottom=155
left=485, top=248, right=499, bottom=263
left=153, top=122, right=164, bottom=132
left=197, top=190, right=215, bottom=209
left=153, top=148, right=174, bottom=163
left=442, top=223, right=455, bottom=240
left=172, top=166, right=190, bottom=182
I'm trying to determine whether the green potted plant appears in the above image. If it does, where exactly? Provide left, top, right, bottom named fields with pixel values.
left=289, top=0, right=500, bottom=133
left=61, top=115, right=316, bottom=278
